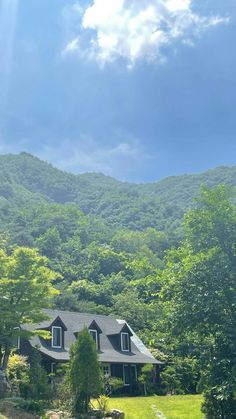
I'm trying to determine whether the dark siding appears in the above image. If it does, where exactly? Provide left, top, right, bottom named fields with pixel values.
left=111, top=363, right=123, bottom=380
left=17, top=339, right=34, bottom=360
left=110, top=363, right=141, bottom=394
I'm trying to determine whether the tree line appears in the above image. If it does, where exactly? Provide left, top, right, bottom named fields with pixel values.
left=0, top=185, right=235, bottom=417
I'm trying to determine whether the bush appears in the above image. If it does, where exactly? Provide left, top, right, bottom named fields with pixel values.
left=55, top=377, right=72, bottom=411
left=160, top=357, right=200, bottom=395
left=7, top=354, right=29, bottom=397
left=202, top=388, right=236, bottom=419
left=102, top=376, right=124, bottom=396
left=139, top=364, right=157, bottom=395
left=17, top=399, right=44, bottom=413
left=21, top=349, right=52, bottom=401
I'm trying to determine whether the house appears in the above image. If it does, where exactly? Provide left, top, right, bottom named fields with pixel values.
left=19, top=309, right=162, bottom=393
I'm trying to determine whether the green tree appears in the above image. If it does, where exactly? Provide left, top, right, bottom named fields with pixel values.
left=68, top=328, right=102, bottom=416
left=161, top=186, right=236, bottom=417
left=0, top=246, right=59, bottom=369
left=139, top=364, right=156, bottom=395
left=35, top=226, right=62, bottom=258
left=24, top=349, right=51, bottom=400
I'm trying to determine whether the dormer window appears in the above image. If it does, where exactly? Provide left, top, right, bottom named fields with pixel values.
left=52, top=326, right=62, bottom=348
left=89, top=329, right=98, bottom=349
left=88, top=320, right=102, bottom=350
left=121, top=332, right=129, bottom=351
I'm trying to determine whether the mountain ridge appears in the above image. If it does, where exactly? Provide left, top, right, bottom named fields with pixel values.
left=0, top=152, right=236, bottom=233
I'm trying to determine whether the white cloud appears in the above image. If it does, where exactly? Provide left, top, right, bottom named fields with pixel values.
left=62, top=38, right=79, bottom=55
left=166, top=0, right=190, bottom=13
left=62, top=0, right=230, bottom=67
left=37, top=135, right=154, bottom=180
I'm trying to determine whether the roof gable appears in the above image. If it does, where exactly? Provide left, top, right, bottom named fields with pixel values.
left=88, top=320, right=102, bottom=334
left=51, top=316, right=67, bottom=331
left=120, top=323, right=133, bottom=336
left=22, top=309, right=162, bottom=365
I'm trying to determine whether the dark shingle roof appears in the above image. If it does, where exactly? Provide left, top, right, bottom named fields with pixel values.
left=24, top=309, right=161, bottom=365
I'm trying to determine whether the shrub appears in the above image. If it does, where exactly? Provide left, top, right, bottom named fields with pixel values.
left=139, top=364, right=156, bottom=395
left=102, top=376, right=124, bottom=396
left=17, top=399, right=44, bottom=413
left=202, top=388, right=236, bottom=419
left=7, top=354, right=29, bottom=397
left=21, top=349, right=52, bottom=401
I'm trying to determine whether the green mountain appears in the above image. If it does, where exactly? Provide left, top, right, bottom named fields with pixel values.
left=0, top=152, right=236, bottom=234
left=1, top=151, right=236, bottom=338
left=1, top=153, right=235, bottom=398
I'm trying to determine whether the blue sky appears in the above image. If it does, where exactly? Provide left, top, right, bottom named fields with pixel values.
left=0, top=0, right=235, bottom=182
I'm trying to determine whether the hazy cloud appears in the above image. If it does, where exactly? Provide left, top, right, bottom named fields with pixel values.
left=62, top=0, right=230, bottom=67
left=38, top=135, right=154, bottom=180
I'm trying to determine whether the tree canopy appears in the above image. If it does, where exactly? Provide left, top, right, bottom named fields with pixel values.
left=0, top=247, right=59, bottom=369
left=161, top=186, right=236, bottom=417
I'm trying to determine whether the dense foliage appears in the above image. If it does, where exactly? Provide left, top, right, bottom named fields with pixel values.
left=0, top=153, right=236, bottom=416
left=161, top=186, right=236, bottom=417
left=1, top=152, right=236, bottom=234
left=0, top=246, right=58, bottom=369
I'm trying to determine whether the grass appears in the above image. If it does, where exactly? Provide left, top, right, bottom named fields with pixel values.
left=107, top=394, right=204, bottom=419
left=0, top=395, right=204, bottom=419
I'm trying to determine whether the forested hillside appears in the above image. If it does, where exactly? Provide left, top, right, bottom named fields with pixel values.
left=1, top=152, right=236, bottom=402
left=1, top=152, right=236, bottom=234
left=1, top=152, right=235, bottom=330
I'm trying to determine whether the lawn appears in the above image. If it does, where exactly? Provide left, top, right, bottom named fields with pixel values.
left=107, top=394, right=204, bottom=419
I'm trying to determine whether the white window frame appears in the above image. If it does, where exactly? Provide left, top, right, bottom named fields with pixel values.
left=102, top=363, right=111, bottom=377
left=121, top=332, right=129, bottom=352
left=51, top=326, right=62, bottom=348
left=89, top=329, right=98, bottom=348
left=123, top=364, right=130, bottom=386
left=13, top=327, right=20, bottom=349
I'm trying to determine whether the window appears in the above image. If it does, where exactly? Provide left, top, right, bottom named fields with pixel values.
left=12, top=327, right=20, bottom=349
left=89, top=329, right=98, bottom=348
left=102, top=363, right=111, bottom=377
left=52, top=326, right=62, bottom=348
left=121, top=332, right=129, bottom=351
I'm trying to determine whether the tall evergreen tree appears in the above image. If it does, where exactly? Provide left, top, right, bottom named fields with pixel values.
left=68, top=328, right=102, bottom=416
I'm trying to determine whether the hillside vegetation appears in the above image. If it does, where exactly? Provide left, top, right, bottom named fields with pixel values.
left=1, top=152, right=236, bottom=234
left=1, top=153, right=235, bottom=330
left=1, top=153, right=236, bottom=412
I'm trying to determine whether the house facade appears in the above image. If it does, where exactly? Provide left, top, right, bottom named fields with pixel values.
left=19, top=309, right=162, bottom=393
